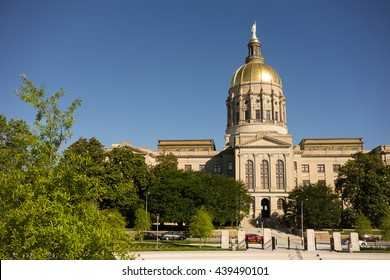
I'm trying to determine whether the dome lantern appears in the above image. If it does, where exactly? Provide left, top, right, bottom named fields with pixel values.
left=230, top=23, right=282, bottom=88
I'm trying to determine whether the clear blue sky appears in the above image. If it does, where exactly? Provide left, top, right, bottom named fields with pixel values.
left=1, top=0, right=389, bottom=150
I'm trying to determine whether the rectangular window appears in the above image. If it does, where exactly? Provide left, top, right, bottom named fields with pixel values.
left=245, top=160, right=254, bottom=189
left=275, top=111, right=279, bottom=121
left=333, top=164, right=341, bottom=173
left=199, top=165, right=206, bottom=172
left=213, top=164, right=222, bottom=173
left=255, top=109, right=261, bottom=120
left=184, top=165, right=192, bottom=171
left=302, top=164, right=309, bottom=173
left=266, top=110, right=271, bottom=120
left=294, top=161, right=297, bottom=171
left=303, top=180, right=310, bottom=186
left=260, top=160, right=269, bottom=189
left=227, top=161, right=234, bottom=173
left=276, top=160, right=285, bottom=189
left=245, top=110, right=250, bottom=121
left=317, top=164, right=325, bottom=173
left=235, top=112, right=239, bottom=124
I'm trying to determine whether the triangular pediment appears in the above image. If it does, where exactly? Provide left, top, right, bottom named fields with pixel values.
left=239, top=135, right=292, bottom=148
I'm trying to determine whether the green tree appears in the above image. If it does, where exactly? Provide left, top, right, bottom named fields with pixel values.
left=148, top=169, right=252, bottom=226
left=189, top=207, right=214, bottom=246
left=151, top=152, right=179, bottom=181
left=200, top=173, right=252, bottom=226
left=355, top=213, right=372, bottom=236
left=0, top=115, right=36, bottom=172
left=133, top=206, right=152, bottom=240
left=335, top=152, right=390, bottom=228
left=102, top=147, right=149, bottom=225
left=380, top=211, right=390, bottom=241
left=64, top=140, right=151, bottom=226
left=15, top=74, right=82, bottom=166
left=0, top=76, right=131, bottom=259
left=285, top=182, right=342, bottom=230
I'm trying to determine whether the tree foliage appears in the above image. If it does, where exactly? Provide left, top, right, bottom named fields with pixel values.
left=0, top=76, right=131, bottom=259
left=285, top=182, right=342, bottom=229
left=380, top=211, right=390, bottom=241
left=63, top=139, right=151, bottom=226
left=15, top=74, right=82, bottom=166
left=335, top=152, right=390, bottom=228
left=355, top=213, right=372, bottom=236
left=133, top=206, right=152, bottom=234
left=189, top=207, right=214, bottom=246
left=148, top=157, right=252, bottom=226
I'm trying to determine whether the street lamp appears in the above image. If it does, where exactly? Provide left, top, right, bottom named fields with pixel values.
left=156, top=213, right=159, bottom=250
left=301, top=200, right=304, bottom=246
left=301, top=199, right=308, bottom=247
left=145, top=191, right=150, bottom=213
left=145, top=191, right=150, bottom=231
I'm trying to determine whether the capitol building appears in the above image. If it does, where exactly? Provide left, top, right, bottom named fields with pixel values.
left=111, top=24, right=389, bottom=221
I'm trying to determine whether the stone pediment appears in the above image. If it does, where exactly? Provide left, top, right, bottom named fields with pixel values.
left=238, top=135, right=292, bottom=148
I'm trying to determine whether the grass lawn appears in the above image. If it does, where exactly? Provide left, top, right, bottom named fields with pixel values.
left=129, top=241, right=227, bottom=251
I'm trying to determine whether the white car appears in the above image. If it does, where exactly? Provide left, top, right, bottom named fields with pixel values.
left=343, top=239, right=367, bottom=247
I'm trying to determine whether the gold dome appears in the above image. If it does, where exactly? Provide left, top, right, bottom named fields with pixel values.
left=230, top=61, right=282, bottom=88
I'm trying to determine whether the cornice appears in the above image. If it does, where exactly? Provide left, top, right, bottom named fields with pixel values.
left=236, top=145, right=291, bottom=149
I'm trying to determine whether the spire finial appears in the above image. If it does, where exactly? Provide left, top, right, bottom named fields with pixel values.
left=251, top=22, right=257, bottom=39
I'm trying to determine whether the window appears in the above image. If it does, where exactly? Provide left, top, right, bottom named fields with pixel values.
left=199, top=165, right=206, bottom=172
left=333, top=164, right=341, bottom=173
left=245, top=160, right=254, bottom=189
left=302, top=180, right=310, bottom=186
left=227, top=161, right=234, bottom=173
left=277, top=198, right=285, bottom=210
left=235, top=112, right=239, bottom=124
left=245, top=110, right=250, bottom=121
left=275, top=111, right=279, bottom=121
left=266, top=110, right=271, bottom=120
left=255, top=109, right=261, bottom=120
left=302, top=164, right=309, bottom=173
left=184, top=165, right=192, bottom=171
left=276, top=160, right=285, bottom=189
left=317, top=164, right=325, bottom=173
left=260, top=160, right=269, bottom=189
left=213, top=164, right=222, bottom=173
left=294, top=161, right=297, bottom=171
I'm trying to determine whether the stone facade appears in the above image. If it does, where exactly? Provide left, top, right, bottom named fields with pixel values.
left=110, top=26, right=388, bottom=222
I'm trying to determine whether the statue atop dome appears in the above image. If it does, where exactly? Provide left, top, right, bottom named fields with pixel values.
left=251, top=22, right=257, bottom=39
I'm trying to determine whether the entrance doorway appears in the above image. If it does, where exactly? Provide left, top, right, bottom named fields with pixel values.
left=261, top=198, right=270, bottom=218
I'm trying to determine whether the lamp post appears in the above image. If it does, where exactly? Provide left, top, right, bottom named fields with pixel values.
left=156, top=213, right=159, bottom=250
left=301, top=200, right=304, bottom=246
left=301, top=199, right=308, bottom=247
left=145, top=192, right=150, bottom=213
left=144, top=192, right=150, bottom=231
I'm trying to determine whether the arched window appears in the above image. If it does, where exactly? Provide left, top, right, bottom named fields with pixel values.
left=276, top=160, right=285, bottom=189
left=260, top=160, right=269, bottom=189
left=277, top=198, right=285, bottom=210
left=245, top=160, right=254, bottom=189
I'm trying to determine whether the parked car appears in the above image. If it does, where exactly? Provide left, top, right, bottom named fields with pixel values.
left=142, top=232, right=158, bottom=240
left=343, top=239, right=367, bottom=247
left=160, top=232, right=187, bottom=240
left=245, top=234, right=263, bottom=243
left=361, top=234, right=380, bottom=242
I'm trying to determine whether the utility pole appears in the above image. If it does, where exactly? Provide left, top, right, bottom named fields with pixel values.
left=156, top=213, right=159, bottom=250
left=301, top=200, right=304, bottom=247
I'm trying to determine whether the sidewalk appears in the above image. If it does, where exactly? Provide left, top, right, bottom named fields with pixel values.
left=134, top=247, right=390, bottom=260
